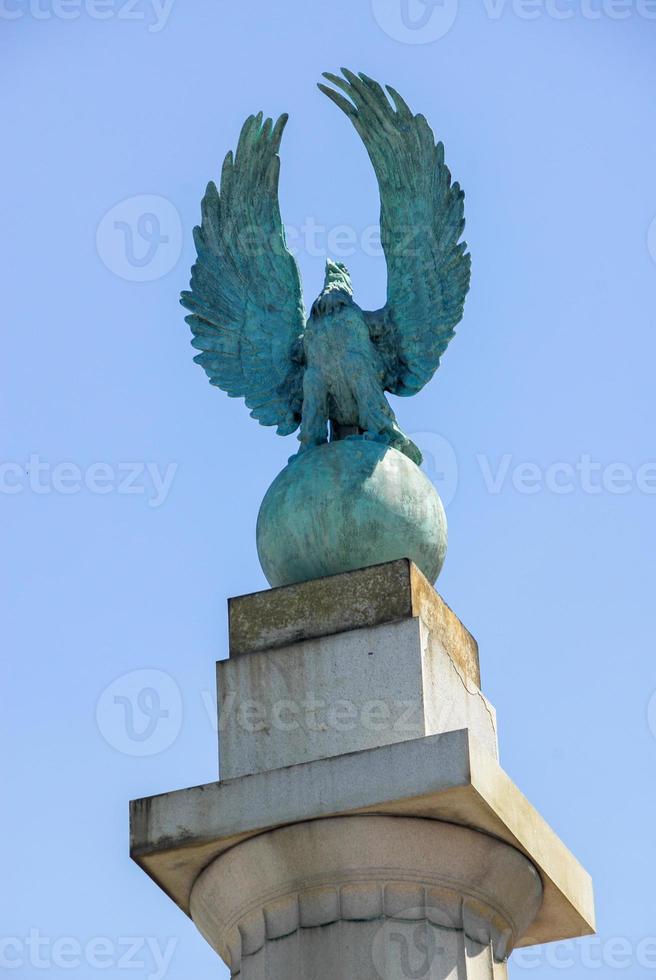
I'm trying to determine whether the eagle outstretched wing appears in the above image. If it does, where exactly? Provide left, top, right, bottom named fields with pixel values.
left=319, top=69, right=471, bottom=397
left=180, top=112, right=306, bottom=435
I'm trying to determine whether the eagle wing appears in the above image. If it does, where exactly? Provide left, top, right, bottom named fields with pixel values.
left=319, top=70, right=471, bottom=397
left=181, top=113, right=306, bottom=435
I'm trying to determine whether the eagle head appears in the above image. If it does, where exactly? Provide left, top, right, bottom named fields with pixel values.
left=311, top=259, right=354, bottom=318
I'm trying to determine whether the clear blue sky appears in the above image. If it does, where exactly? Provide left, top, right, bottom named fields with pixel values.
left=2, top=2, right=655, bottom=978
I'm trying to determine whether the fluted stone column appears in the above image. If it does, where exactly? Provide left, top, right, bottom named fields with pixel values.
left=191, top=817, right=543, bottom=980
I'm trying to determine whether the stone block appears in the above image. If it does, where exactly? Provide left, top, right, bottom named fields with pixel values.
left=228, top=559, right=480, bottom=687
left=130, top=728, right=595, bottom=949
left=218, top=617, right=497, bottom=779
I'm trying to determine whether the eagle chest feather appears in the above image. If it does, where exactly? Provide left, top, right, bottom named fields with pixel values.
left=303, top=305, right=382, bottom=424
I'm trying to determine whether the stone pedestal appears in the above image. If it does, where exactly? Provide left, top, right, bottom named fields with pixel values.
left=218, top=611, right=497, bottom=779
left=130, top=560, right=595, bottom=979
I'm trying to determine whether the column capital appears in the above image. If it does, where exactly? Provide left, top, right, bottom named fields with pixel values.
left=190, top=816, right=543, bottom=978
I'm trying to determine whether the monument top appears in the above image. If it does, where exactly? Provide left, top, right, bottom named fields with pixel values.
left=180, top=69, right=471, bottom=586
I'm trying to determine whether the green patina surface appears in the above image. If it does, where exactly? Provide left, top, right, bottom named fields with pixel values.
left=181, top=69, right=470, bottom=583
left=256, top=441, right=447, bottom=587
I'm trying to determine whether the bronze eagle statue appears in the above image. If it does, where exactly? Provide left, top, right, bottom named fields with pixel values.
left=181, top=69, right=471, bottom=466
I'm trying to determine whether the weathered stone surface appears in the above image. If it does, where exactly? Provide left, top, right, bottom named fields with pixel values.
left=218, top=616, right=497, bottom=779
left=228, top=559, right=481, bottom=687
left=130, top=728, right=595, bottom=948
left=190, top=816, right=542, bottom=978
